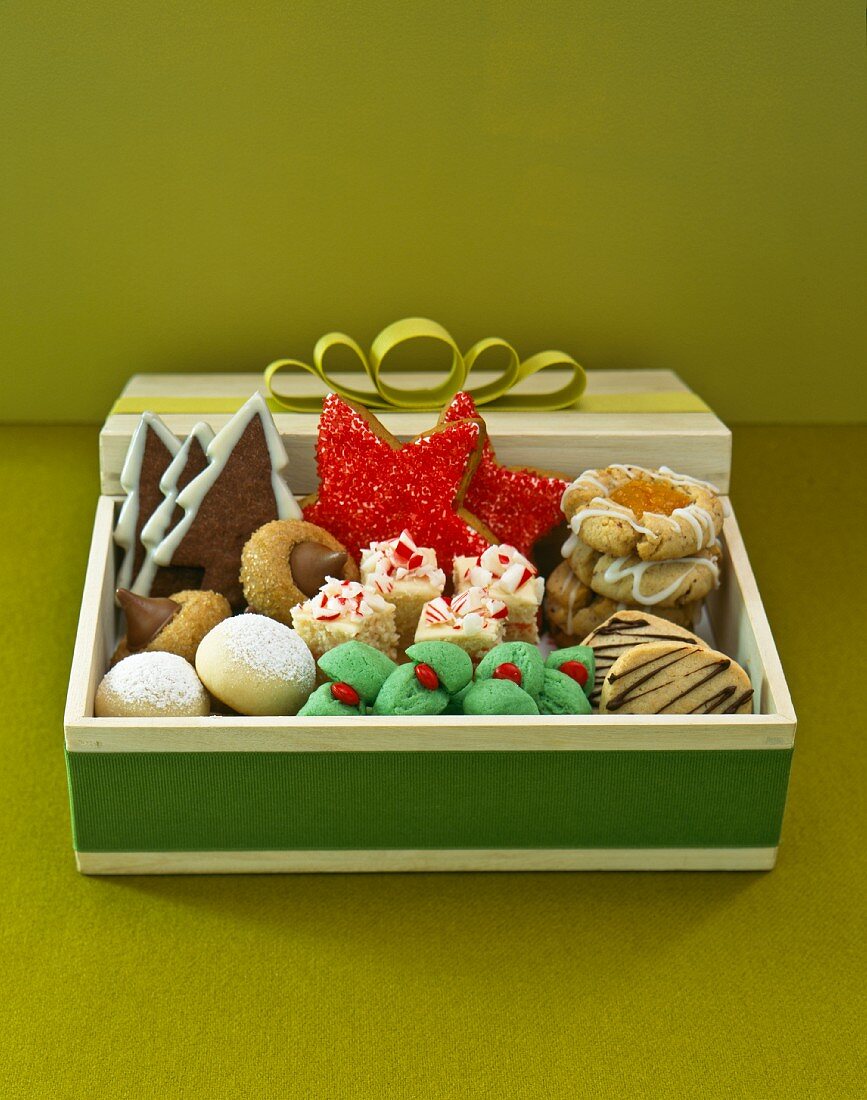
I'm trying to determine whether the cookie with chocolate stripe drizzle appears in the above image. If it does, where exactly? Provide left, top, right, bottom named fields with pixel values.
left=581, top=610, right=708, bottom=707
left=599, top=640, right=753, bottom=716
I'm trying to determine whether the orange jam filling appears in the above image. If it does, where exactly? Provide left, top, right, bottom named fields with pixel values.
left=608, top=479, right=690, bottom=517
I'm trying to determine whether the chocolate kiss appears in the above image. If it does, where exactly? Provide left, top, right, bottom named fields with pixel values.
left=117, top=588, right=180, bottom=651
left=290, top=542, right=348, bottom=597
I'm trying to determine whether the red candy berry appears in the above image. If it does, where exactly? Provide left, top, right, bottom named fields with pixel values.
left=559, top=660, right=588, bottom=687
left=492, top=662, right=522, bottom=685
left=331, top=681, right=360, bottom=706
left=414, top=663, right=440, bottom=690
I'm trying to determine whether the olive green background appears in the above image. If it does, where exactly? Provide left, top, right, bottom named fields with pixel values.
left=2, top=2, right=865, bottom=424
left=2, top=424, right=865, bottom=1097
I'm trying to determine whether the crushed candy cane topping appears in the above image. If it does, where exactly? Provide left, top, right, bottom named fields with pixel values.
left=360, top=530, right=446, bottom=588
left=306, top=577, right=392, bottom=621
left=455, top=544, right=544, bottom=601
left=421, top=586, right=508, bottom=636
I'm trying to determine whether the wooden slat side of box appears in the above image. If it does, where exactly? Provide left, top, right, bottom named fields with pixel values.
left=76, top=846, right=779, bottom=875
left=99, top=369, right=731, bottom=494
left=64, top=497, right=117, bottom=729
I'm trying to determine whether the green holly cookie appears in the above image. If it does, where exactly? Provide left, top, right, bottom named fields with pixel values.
left=405, top=641, right=473, bottom=695
left=298, top=682, right=366, bottom=717
left=445, top=682, right=474, bottom=714
left=536, top=668, right=592, bottom=715
left=545, top=645, right=595, bottom=698
left=318, top=641, right=398, bottom=703
left=461, top=679, right=540, bottom=716
left=372, top=663, right=450, bottom=716
left=475, top=642, right=546, bottom=699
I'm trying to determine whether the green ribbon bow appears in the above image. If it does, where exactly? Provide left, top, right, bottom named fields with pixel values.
left=264, top=317, right=587, bottom=413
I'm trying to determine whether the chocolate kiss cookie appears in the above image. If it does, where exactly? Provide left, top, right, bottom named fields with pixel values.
left=240, top=519, right=360, bottom=626
left=112, top=588, right=232, bottom=666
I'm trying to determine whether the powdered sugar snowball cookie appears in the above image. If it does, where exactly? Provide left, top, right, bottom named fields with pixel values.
left=561, top=465, right=724, bottom=562
left=195, top=614, right=315, bottom=716
left=290, top=578, right=399, bottom=662
left=453, top=544, right=545, bottom=643
left=359, top=530, right=446, bottom=653
left=95, top=652, right=209, bottom=718
left=414, top=586, right=508, bottom=663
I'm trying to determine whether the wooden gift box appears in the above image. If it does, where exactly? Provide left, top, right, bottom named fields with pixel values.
left=64, top=370, right=796, bottom=874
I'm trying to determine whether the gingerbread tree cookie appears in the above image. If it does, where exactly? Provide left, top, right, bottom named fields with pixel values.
left=135, top=422, right=214, bottom=596
left=114, top=413, right=180, bottom=591
left=151, top=393, right=301, bottom=608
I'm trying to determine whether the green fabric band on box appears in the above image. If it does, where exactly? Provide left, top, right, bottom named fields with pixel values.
left=67, top=749, right=792, bottom=853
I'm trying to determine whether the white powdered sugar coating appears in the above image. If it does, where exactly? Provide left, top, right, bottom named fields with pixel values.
left=212, top=614, right=315, bottom=681
left=102, top=652, right=205, bottom=710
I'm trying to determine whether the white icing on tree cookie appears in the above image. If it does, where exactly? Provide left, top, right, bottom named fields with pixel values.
left=113, top=413, right=180, bottom=592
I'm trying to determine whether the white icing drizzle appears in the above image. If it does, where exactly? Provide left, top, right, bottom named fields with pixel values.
left=570, top=497, right=657, bottom=539
left=152, top=392, right=300, bottom=568
left=560, top=569, right=584, bottom=635
left=133, top=421, right=216, bottom=595
left=113, top=413, right=181, bottom=591
left=601, top=554, right=720, bottom=606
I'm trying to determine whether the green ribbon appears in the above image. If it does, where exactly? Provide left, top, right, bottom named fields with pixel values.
left=263, top=317, right=587, bottom=413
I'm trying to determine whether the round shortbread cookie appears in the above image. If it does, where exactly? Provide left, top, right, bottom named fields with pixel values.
left=599, top=640, right=753, bottom=715
left=561, top=465, right=724, bottom=562
left=580, top=609, right=709, bottom=706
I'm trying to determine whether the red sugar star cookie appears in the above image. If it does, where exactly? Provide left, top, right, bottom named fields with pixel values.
left=303, top=394, right=495, bottom=570
left=440, top=392, right=569, bottom=558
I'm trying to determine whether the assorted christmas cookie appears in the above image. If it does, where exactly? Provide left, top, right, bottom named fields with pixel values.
left=544, top=560, right=699, bottom=649
left=475, top=642, right=546, bottom=701
left=97, top=387, right=757, bottom=731
left=360, top=530, right=446, bottom=653
left=302, top=394, right=496, bottom=568
left=573, top=540, right=722, bottom=608
left=414, top=586, right=508, bottom=663
left=561, top=465, right=724, bottom=562
left=580, top=610, right=709, bottom=707
left=112, top=588, right=232, bottom=665
left=453, top=544, right=545, bottom=643
left=535, top=668, right=592, bottom=716
left=241, top=519, right=359, bottom=626
left=599, top=641, right=753, bottom=715
left=150, top=393, right=300, bottom=609
left=113, top=413, right=180, bottom=592
left=290, top=578, right=399, bottom=661
left=545, top=645, right=595, bottom=698
left=95, top=652, right=210, bottom=718
left=462, top=678, right=540, bottom=716
left=195, top=614, right=315, bottom=716
left=137, top=422, right=214, bottom=596
left=298, top=641, right=398, bottom=717
left=439, top=392, right=569, bottom=558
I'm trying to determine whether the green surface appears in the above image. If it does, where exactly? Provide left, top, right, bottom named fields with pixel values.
left=2, top=3, right=866, bottom=424
left=1, top=424, right=865, bottom=1096
left=67, top=749, right=792, bottom=853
